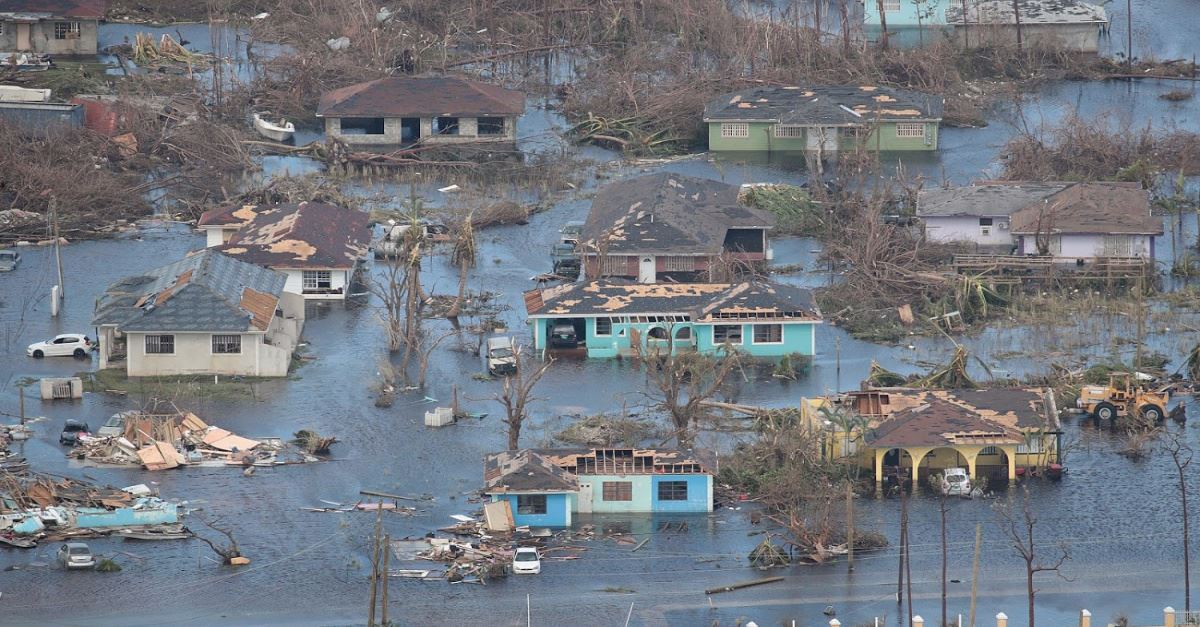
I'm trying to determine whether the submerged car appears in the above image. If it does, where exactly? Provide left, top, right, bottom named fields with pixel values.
left=486, top=336, right=517, bottom=375
left=511, top=547, right=541, bottom=574
left=57, top=542, right=96, bottom=570
left=0, top=249, right=19, bottom=272
left=940, top=467, right=972, bottom=497
left=559, top=221, right=584, bottom=246
left=27, top=334, right=93, bottom=358
left=60, top=420, right=90, bottom=446
left=549, top=323, right=578, bottom=349
left=97, top=411, right=136, bottom=438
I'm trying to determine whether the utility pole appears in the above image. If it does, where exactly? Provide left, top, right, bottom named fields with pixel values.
left=897, top=479, right=908, bottom=605
left=367, top=504, right=383, bottom=626
left=1126, top=0, right=1133, bottom=71
left=876, top=0, right=890, bottom=50
left=1011, top=0, right=1023, bottom=52
left=846, top=481, right=855, bottom=572
left=49, top=195, right=65, bottom=316
left=969, top=522, right=982, bottom=627
left=961, top=0, right=970, bottom=48
left=835, top=336, right=842, bottom=392
left=941, top=493, right=949, bottom=627
left=381, top=533, right=390, bottom=625
left=840, top=0, right=852, bottom=56
left=905, top=491, right=914, bottom=627
left=18, top=384, right=25, bottom=425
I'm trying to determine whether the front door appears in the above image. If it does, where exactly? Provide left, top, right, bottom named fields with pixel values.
left=806, top=126, right=838, bottom=153
left=577, top=482, right=592, bottom=513
left=638, top=256, right=656, bottom=283
left=16, top=23, right=31, bottom=51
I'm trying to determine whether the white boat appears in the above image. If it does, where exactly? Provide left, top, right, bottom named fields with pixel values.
left=252, top=112, right=294, bottom=142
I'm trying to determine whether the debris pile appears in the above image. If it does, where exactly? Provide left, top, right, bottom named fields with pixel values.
left=291, top=429, right=339, bottom=456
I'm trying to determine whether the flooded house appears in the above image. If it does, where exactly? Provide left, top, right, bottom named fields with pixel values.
left=917, top=181, right=1072, bottom=252
left=0, top=0, right=105, bottom=55
left=523, top=280, right=821, bottom=359
left=947, top=0, right=1109, bottom=54
left=703, top=84, right=943, bottom=155
left=579, top=173, right=774, bottom=283
left=316, top=76, right=524, bottom=149
left=801, top=388, right=1061, bottom=487
left=92, top=249, right=305, bottom=377
left=213, top=201, right=372, bottom=301
left=483, top=448, right=713, bottom=528
left=197, top=203, right=258, bottom=247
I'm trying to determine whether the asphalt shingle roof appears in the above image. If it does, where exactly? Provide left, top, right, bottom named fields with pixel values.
left=525, top=280, right=821, bottom=321
left=917, top=182, right=1071, bottom=218
left=704, top=84, right=943, bottom=125
left=216, top=202, right=372, bottom=270
left=316, top=76, right=525, bottom=118
left=947, top=0, right=1107, bottom=24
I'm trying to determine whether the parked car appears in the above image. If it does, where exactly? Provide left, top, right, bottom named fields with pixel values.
left=59, top=420, right=90, bottom=446
left=0, top=249, right=19, bottom=272
left=27, top=334, right=93, bottom=358
left=486, top=336, right=517, bottom=376
left=57, top=543, right=96, bottom=570
left=939, top=467, right=972, bottom=497
left=511, top=547, right=541, bottom=574
left=550, top=243, right=580, bottom=279
left=97, top=411, right=135, bottom=438
left=549, top=323, right=578, bottom=349
left=559, top=221, right=584, bottom=246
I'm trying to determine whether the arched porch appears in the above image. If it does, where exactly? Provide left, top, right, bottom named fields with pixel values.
left=874, top=443, right=1019, bottom=489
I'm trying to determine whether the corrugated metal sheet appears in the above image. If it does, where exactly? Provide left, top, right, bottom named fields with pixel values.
left=0, top=102, right=83, bottom=135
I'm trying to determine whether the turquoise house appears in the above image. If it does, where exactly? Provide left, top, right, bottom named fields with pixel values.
left=524, top=280, right=821, bottom=360
left=484, top=449, right=714, bottom=528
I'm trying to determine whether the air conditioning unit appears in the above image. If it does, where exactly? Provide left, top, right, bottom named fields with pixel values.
left=998, top=221, right=1009, bottom=230
left=981, top=227, right=991, bottom=237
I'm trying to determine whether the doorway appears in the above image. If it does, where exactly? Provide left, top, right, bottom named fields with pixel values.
left=16, top=23, right=31, bottom=51
left=638, top=256, right=655, bottom=283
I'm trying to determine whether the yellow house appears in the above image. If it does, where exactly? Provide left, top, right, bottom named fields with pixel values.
left=802, top=388, right=1061, bottom=488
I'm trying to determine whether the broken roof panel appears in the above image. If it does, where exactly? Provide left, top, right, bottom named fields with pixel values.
left=852, top=387, right=1058, bottom=442
left=581, top=173, right=773, bottom=255
left=197, top=203, right=262, bottom=228
left=317, top=76, right=525, bottom=118
left=704, top=84, right=944, bottom=125
left=483, top=450, right=580, bottom=494
left=866, top=397, right=1027, bottom=449
left=215, top=201, right=372, bottom=269
left=1008, top=182, right=1162, bottom=236
left=525, top=280, right=821, bottom=321
left=947, top=0, right=1108, bottom=25
left=0, top=0, right=106, bottom=18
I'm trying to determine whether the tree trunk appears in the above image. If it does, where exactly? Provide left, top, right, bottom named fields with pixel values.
left=876, top=0, right=889, bottom=50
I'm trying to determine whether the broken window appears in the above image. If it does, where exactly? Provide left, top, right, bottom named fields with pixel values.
left=54, top=21, right=81, bottom=40
left=400, top=117, right=420, bottom=142
left=895, top=122, right=925, bottom=138
left=720, top=123, right=749, bottom=139
left=145, top=335, right=174, bottom=354
left=647, top=327, right=668, bottom=340
left=435, top=116, right=460, bottom=135
left=657, top=481, right=688, bottom=501
left=212, top=334, right=242, bottom=354
left=477, top=117, right=505, bottom=136
left=302, top=270, right=332, bottom=292
left=713, top=325, right=742, bottom=345
left=753, top=324, right=783, bottom=344
left=516, top=494, right=547, bottom=515
left=675, top=327, right=692, bottom=341
left=594, top=317, right=612, bottom=336
left=723, top=228, right=765, bottom=254
left=601, top=481, right=632, bottom=502
left=339, top=117, right=385, bottom=135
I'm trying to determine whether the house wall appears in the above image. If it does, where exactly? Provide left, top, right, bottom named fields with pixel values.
left=491, top=493, right=573, bottom=527
left=202, top=226, right=239, bottom=248
left=324, top=115, right=517, bottom=146
left=584, top=474, right=712, bottom=513
left=864, top=0, right=949, bottom=27
left=1017, top=233, right=1154, bottom=258
left=922, top=215, right=1015, bottom=246
left=650, top=475, right=713, bottom=513
left=0, top=19, right=100, bottom=54
left=952, top=22, right=1103, bottom=53
left=281, top=267, right=351, bottom=300
left=695, top=321, right=817, bottom=358
left=74, top=501, right=178, bottom=529
left=126, top=332, right=268, bottom=377
left=708, top=121, right=938, bottom=152
left=530, top=317, right=818, bottom=359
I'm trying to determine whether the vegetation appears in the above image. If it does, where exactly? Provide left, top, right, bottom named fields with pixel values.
left=742, top=185, right=826, bottom=237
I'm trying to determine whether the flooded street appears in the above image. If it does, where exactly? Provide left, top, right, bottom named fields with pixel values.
left=3, top=5, right=1200, bottom=624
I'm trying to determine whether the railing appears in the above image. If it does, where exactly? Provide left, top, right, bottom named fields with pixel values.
left=1179, top=609, right=1200, bottom=625
left=951, top=254, right=1153, bottom=281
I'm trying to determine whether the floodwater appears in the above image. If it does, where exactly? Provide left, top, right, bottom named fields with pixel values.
left=2, top=17, right=1200, bottom=627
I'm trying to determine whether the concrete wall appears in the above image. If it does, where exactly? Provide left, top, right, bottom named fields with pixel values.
left=708, top=121, right=938, bottom=152
left=953, top=22, right=1103, bottom=53
left=0, top=19, right=99, bottom=54
left=493, top=493, right=572, bottom=527
left=864, top=0, right=949, bottom=26
left=126, top=332, right=268, bottom=377
left=281, top=267, right=352, bottom=300
left=1017, top=233, right=1154, bottom=258
left=695, top=321, right=817, bottom=358
left=923, top=215, right=1015, bottom=246
left=202, top=226, right=238, bottom=248
left=324, top=115, right=517, bottom=146
left=584, top=474, right=712, bottom=513
left=0, top=102, right=82, bottom=135
left=650, top=475, right=713, bottom=513
left=530, top=316, right=817, bottom=359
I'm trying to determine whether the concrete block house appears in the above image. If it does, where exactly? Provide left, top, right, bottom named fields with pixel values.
left=917, top=181, right=1072, bottom=252
left=0, top=0, right=104, bottom=55
left=703, top=84, right=943, bottom=155
left=524, top=280, right=821, bottom=359
left=580, top=173, right=774, bottom=283
left=484, top=448, right=714, bottom=528
left=92, top=249, right=305, bottom=378
left=316, top=76, right=524, bottom=149
left=864, top=0, right=1107, bottom=53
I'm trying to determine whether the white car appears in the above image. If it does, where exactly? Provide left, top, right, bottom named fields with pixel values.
left=511, top=547, right=541, bottom=574
left=940, top=467, right=972, bottom=497
left=27, top=334, right=93, bottom=358
left=57, top=542, right=96, bottom=570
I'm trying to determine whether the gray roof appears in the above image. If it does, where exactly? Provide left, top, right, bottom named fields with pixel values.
left=525, top=280, right=821, bottom=321
left=948, top=0, right=1107, bottom=25
left=483, top=450, right=579, bottom=494
left=92, top=249, right=286, bottom=333
left=917, top=182, right=1071, bottom=218
left=582, top=173, right=773, bottom=255
left=704, top=85, right=943, bottom=125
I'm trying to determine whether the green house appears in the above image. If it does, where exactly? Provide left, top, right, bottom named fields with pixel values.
left=524, top=280, right=821, bottom=359
left=703, top=84, right=943, bottom=154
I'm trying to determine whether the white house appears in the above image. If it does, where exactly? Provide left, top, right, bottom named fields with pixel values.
left=197, top=203, right=261, bottom=247
left=917, top=182, right=1071, bottom=251
left=92, top=250, right=305, bottom=378
left=214, top=202, right=372, bottom=301
left=1009, top=182, right=1161, bottom=259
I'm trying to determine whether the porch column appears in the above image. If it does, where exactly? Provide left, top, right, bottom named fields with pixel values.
left=874, top=448, right=885, bottom=488
left=907, top=447, right=930, bottom=493
left=963, top=447, right=980, bottom=481
left=1004, top=445, right=1017, bottom=483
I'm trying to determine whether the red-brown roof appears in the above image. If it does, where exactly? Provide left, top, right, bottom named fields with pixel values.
left=316, top=76, right=525, bottom=118
left=867, top=397, right=1025, bottom=449
left=197, top=203, right=263, bottom=228
left=0, top=0, right=106, bottom=18
left=1009, top=182, right=1162, bottom=236
left=216, top=202, right=371, bottom=270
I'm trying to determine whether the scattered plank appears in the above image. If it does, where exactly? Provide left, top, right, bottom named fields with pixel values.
left=705, top=576, right=786, bottom=595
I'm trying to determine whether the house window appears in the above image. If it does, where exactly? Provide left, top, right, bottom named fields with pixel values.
left=516, top=494, right=547, bottom=515
left=657, top=480, right=689, bottom=501
left=662, top=256, right=695, bottom=272
left=595, top=317, right=613, bottom=336
left=980, top=217, right=994, bottom=237
left=600, top=255, right=629, bottom=276
left=477, top=117, right=505, bottom=135
left=647, top=327, right=669, bottom=340
left=145, top=335, right=174, bottom=354
left=339, top=117, right=385, bottom=135
left=435, top=116, right=460, bottom=135
left=713, top=325, right=743, bottom=345
left=675, top=327, right=692, bottom=341
left=753, top=324, right=783, bottom=344
left=1017, top=439, right=1043, bottom=454
left=212, top=334, right=242, bottom=354
left=54, top=21, right=81, bottom=40
left=302, top=270, right=332, bottom=291
left=883, top=0, right=901, bottom=11
left=720, top=123, right=749, bottom=139
left=602, top=481, right=632, bottom=501
left=979, top=446, right=999, bottom=456
left=896, top=123, right=925, bottom=138
left=773, top=125, right=804, bottom=138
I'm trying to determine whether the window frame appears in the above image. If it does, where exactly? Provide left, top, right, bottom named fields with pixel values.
left=895, top=122, right=925, bottom=138
left=979, top=446, right=999, bottom=456
left=211, top=334, right=242, bottom=355
left=302, top=270, right=333, bottom=291
left=477, top=116, right=505, bottom=136
left=720, top=122, right=750, bottom=139
left=516, top=494, right=548, bottom=515
left=773, top=125, right=805, bottom=139
left=144, top=334, right=175, bottom=355
left=752, top=323, right=784, bottom=345
left=657, top=480, right=689, bottom=502
left=594, top=317, right=613, bottom=337
left=601, top=481, right=633, bottom=502
left=54, top=21, right=81, bottom=40
left=882, top=0, right=901, bottom=11
left=712, top=324, right=743, bottom=345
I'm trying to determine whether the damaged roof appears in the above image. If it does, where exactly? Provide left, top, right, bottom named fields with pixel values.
left=704, top=84, right=943, bottom=125
left=92, top=249, right=285, bottom=333
left=851, top=388, right=1058, bottom=448
left=525, top=280, right=821, bottom=321
left=917, top=181, right=1072, bottom=218
left=316, top=76, right=525, bottom=118
left=948, top=0, right=1108, bottom=25
left=197, top=203, right=263, bottom=228
left=867, top=397, right=1027, bottom=448
left=0, top=0, right=106, bottom=18
left=1008, top=182, right=1162, bottom=236
left=582, top=173, right=773, bottom=255
left=215, top=202, right=372, bottom=270
left=483, top=450, right=580, bottom=494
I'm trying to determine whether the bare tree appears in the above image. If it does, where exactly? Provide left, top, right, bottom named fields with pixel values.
left=193, top=514, right=244, bottom=564
left=631, top=328, right=740, bottom=445
left=1163, top=429, right=1194, bottom=611
left=492, top=347, right=553, bottom=450
left=875, top=0, right=890, bottom=50
left=995, top=485, right=1070, bottom=627
left=445, top=212, right=476, bottom=323
left=370, top=257, right=409, bottom=354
